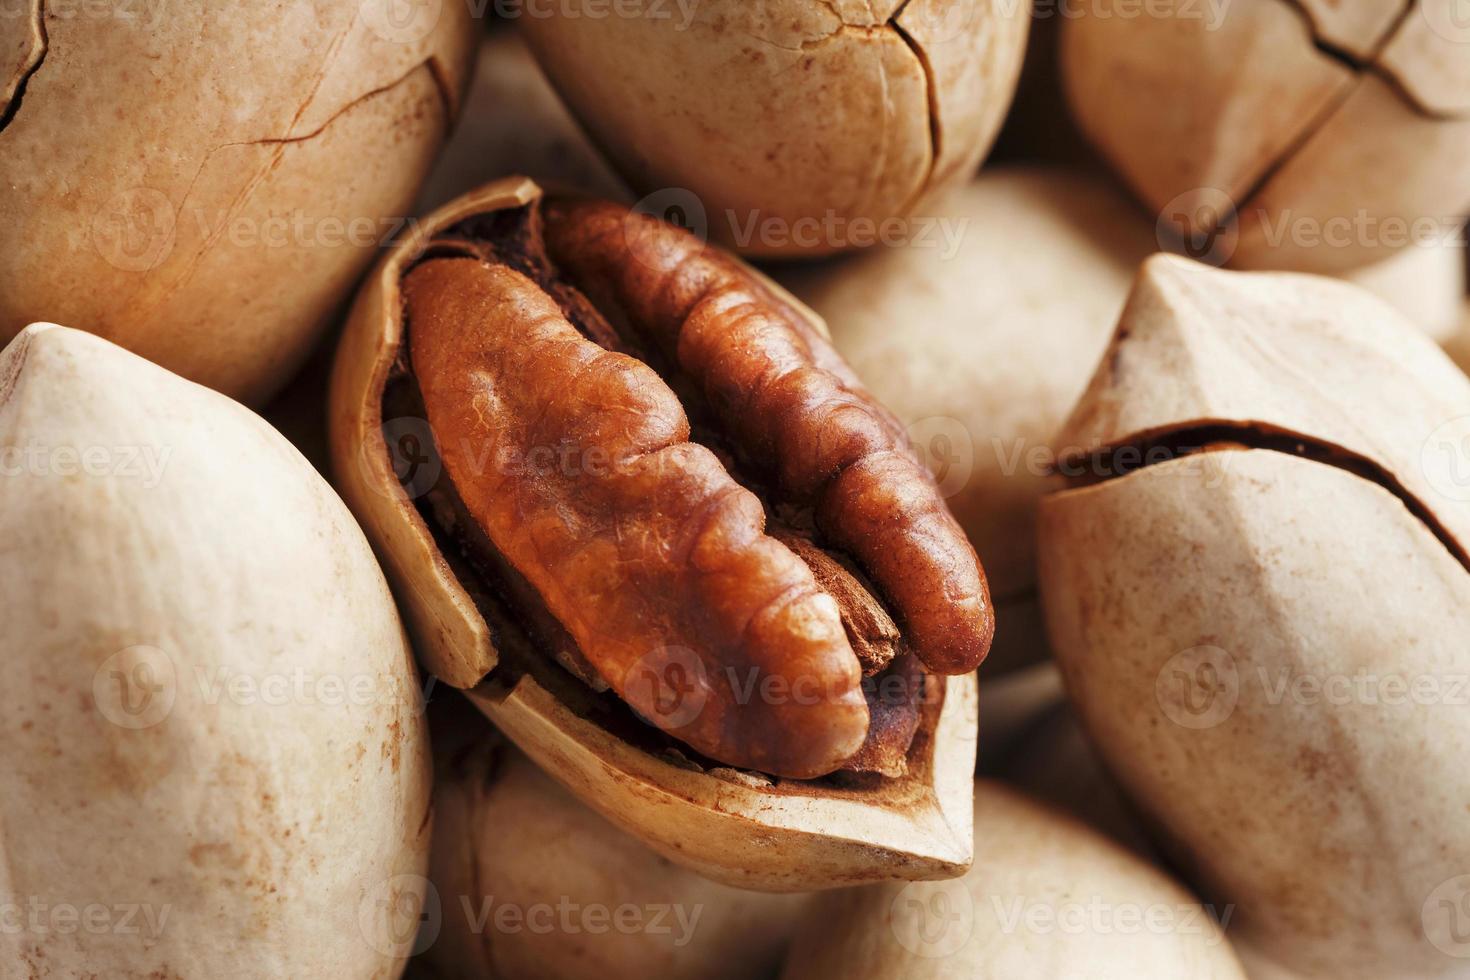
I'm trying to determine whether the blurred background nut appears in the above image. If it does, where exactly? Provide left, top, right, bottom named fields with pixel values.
left=1038, top=256, right=1470, bottom=978
left=779, top=781, right=1246, bottom=979
left=0, top=324, right=430, bottom=976
left=1063, top=0, right=1470, bottom=274
left=1340, top=232, right=1467, bottom=344
left=415, top=24, right=628, bottom=212
left=517, top=0, right=1031, bottom=257
left=976, top=662, right=1154, bottom=859
left=423, top=705, right=806, bottom=980
left=0, top=0, right=475, bottom=404
left=777, top=167, right=1157, bottom=673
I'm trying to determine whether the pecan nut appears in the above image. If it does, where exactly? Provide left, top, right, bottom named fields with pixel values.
left=400, top=197, right=992, bottom=779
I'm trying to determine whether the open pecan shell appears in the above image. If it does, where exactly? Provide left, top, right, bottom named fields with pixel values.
left=328, top=177, right=981, bottom=891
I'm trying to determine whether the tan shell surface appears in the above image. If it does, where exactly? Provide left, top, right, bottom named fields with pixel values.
left=0, top=0, right=475, bottom=405
left=1341, top=231, right=1467, bottom=342
left=517, top=0, right=1030, bottom=257
left=329, top=176, right=980, bottom=892
left=1039, top=259, right=1470, bottom=976
left=1379, top=2, right=1470, bottom=117
left=0, top=324, right=431, bottom=977
left=1060, top=254, right=1470, bottom=553
left=425, top=730, right=806, bottom=979
left=1063, top=0, right=1470, bottom=273
left=1063, top=0, right=1351, bottom=231
left=1040, top=450, right=1470, bottom=978
left=777, top=168, right=1156, bottom=672
left=779, top=781, right=1246, bottom=979
left=1233, top=74, right=1470, bottom=272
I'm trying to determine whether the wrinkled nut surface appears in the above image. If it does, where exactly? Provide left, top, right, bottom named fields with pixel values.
left=0, top=0, right=474, bottom=404
left=427, top=719, right=807, bottom=980
left=1064, top=0, right=1470, bottom=273
left=399, top=195, right=992, bottom=779
left=518, top=0, right=1031, bottom=256
left=1039, top=255, right=1470, bottom=978
left=0, top=324, right=430, bottom=977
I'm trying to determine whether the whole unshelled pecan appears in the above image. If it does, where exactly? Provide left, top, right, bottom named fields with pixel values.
left=400, top=198, right=993, bottom=779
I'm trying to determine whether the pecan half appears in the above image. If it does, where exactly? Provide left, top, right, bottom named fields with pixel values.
left=399, top=198, right=992, bottom=779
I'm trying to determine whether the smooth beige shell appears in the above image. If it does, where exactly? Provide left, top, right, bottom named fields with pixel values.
left=1063, top=0, right=1470, bottom=274
left=1341, top=232, right=1467, bottom=343
left=1039, top=255, right=1470, bottom=978
left=0, top=1, right=475, bottom=405
left=517, top=0, right=1030, bottom=257
left=0, top=324, right=431, bottom=976
left=329, top=176, right=979, bottom=892
left=776, top=168, right=1157, bottom=672
left=424, top=719, right=806, bottom=979
left=780, top=781, right=1246, bottom=979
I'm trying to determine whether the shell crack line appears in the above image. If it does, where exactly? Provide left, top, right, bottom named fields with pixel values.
left=0, top=0, right=48, bottom=137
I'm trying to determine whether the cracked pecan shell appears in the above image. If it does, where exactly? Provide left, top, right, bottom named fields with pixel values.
left=1064, top=0, right=1470, bottom=273
left=329, top=178, right=982, bottom=889
left=517, top=0, right=1031, bottom=256
left=400, top=196, right=991, bottom=779
left=0, top=1, right=475, bottom=403
left=1040, top=255, right=1470, bottom=976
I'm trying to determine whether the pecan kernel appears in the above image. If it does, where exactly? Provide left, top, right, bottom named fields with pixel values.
left=403, top=198, right=993, bottom=779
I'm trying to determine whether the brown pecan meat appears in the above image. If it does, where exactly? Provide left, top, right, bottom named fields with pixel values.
left=540, top=199, right=995, bottom=677
left=400, top=198, right=992, bottom=779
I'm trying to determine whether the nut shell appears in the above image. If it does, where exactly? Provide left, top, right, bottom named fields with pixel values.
left=517, top=0, right=1030, bottom=257
left=426, top=723, right=806, bottom=979
left=0, top=0, right=475, bottom=404
left=779, top=781, right=1246, bottom=979
left=0, top=324, right=431, bottom=976
left=1039, top=256, right=1470, bottom=977
left=329, top=176, right=979, bottom=891
left=1063, top=0, right=1470, bottom=273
